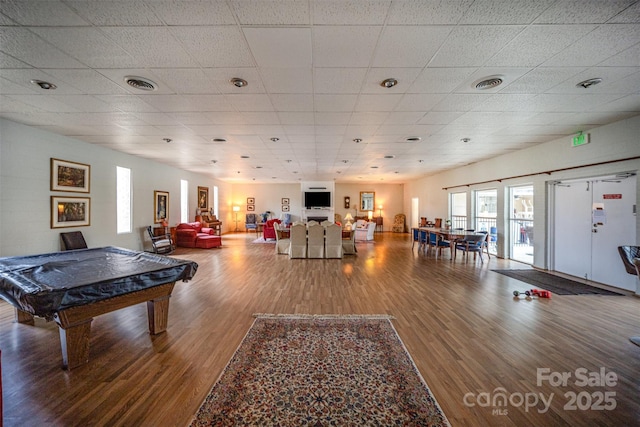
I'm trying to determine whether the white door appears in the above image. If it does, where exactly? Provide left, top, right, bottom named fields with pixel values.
left=553, top=175, right=637, bottom=291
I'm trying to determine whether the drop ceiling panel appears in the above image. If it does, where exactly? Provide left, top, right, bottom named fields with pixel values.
left=373, top=26, right=453, bottom=68
left=244, top=28, right=312, bottom=68
left=312, top=26, right=382, bottom=67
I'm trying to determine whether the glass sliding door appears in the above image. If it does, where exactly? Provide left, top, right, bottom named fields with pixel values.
left=510, top=185, right=533, bottom=264
left=475, top=189, right=497, bottom=255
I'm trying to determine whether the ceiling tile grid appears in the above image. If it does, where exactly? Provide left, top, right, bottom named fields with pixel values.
left=0, top=0, right=639, bottom=183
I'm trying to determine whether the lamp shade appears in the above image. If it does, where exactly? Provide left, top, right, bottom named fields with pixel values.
left=344, top=213, right=353, bottom=221
left=368, top=211, right=373, bottom=219
left=232, top=205, right=240, bottom=212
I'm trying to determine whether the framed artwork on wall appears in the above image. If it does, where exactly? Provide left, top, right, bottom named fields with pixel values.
left=154, top=190, right=169, bottom=224
left=247, top=204, right=255, bottom=212
left=51, top=158, right=90, bottom=193
left=282, top=205, right=290, bottom=212
left=197, top=186, right=209, bottom=210
left=247, top=197, right=255, bottom=204
left=51, top=196, right=90, bottom=228
left=282, top=198, right=289, bottom=205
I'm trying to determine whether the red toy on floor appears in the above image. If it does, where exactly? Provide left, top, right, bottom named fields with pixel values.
left=513, top=289, right=552, bottom=299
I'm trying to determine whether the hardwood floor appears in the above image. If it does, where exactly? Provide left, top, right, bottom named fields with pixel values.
left=1, top=232, right=639, bottom=426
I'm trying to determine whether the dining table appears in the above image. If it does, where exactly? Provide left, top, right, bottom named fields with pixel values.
left=419, top=228, right=489, bottom=260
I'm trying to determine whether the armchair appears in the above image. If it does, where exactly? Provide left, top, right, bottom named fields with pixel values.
left=263, top=219, right=281, bottom=240
left=355, top=221, right=376, bottom=241
left=200, top=213, right=222, bottom=235
left=245, top=213, right=258, bottom=233
left=392, top=213, right=406, bottom=233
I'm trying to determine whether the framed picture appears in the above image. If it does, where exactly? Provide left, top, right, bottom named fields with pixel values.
left=197, top=186, right=209, bottom=210
left=51, top=196, right=90, bottom=228
left=282, top=198, right=290, bottom=205
left=282, top=205, right=290, bottom=212
left=247, top=197, right=255, bottom=204
left=247, top=204, right=255, bottom=212
left=154, top=190, right=169, bottom=224
left=51, top=158, right=90, bottom=193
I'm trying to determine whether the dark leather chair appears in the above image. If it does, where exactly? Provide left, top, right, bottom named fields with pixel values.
left=60, top=231, right=88, bottom=250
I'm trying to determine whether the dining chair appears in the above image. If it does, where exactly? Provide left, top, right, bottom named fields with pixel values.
left=412, top=228, right=420, bottom=250
left=454, top=233, right=487, bottom=263
left=428, top=231, right=450, bottom=258
left=307, top=223, right=325, bottom=258
left=273, top=222, right=290, bottom=255
left=342, top=229, right=357, bottom=255
left=324, top=223, right=343, bottom=258
left=288, top=223, right=307, bottom=259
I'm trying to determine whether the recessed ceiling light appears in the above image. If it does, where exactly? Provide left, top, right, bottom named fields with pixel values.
left=124, top=76, right=157, bottom=91
left=406, top=137, right=421, bottom=142
left=576, top=78, right=603, bottom=89
left=418, top=159, right=424, bottom=163
left=353, top=138, right=362, bottom=143
left=384, top=155, right=395, bottom=159
left=240, top=155, right=250, bottom=159
left=474, top=76, right=503, bottom=90
left=342, top=160, right=349, bottom=163
left=211, top=138, right=226, bottom=143
left=163, top=138, right=172, bottom=143
left=255, top=166, right=263, bottom=169
left=270, top=137, right=279, bottom=142
left=230, top=77, right=248, bottom=88
left=461, top=137, right=471, bottom=143
left=370, top=166, right=379, bottom=169
left=286, top=159, right=292, bottom=163
left=380, top=78, right=398, bottom=88
left=211, top=160, right=217, bottom=164
left=30, top=79, right=56, bottom=90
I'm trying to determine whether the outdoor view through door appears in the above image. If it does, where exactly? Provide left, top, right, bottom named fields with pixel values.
left=475, top=189, right=497, bottom=256
left=510, top=186, right=534, bottom=264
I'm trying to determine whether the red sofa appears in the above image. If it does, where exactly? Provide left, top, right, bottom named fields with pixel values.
left=175, top=222, right=221, bottom=248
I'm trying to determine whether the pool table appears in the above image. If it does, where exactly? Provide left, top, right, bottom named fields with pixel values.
left=0, top=246, right=198, bottom=369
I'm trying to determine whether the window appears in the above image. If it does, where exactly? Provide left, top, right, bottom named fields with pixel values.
left=116, top=166, right=131, bottom=234
left=181, top=179, right=189, bottom=223
left=213, top=185, right=219, bottom=217
left=450, top=192, right=467, bottom=229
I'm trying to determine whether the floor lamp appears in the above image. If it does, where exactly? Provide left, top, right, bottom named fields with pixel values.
left=233, top=205, right=240, bottom=231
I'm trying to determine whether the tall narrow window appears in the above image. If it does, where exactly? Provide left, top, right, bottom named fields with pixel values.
left=116, top=166, right=131, bottom=234
left=213, top=186, right=219, bottom=217
left=475, top=189, right=497, bottom=233
left=181, top=180, right=189, bottom=223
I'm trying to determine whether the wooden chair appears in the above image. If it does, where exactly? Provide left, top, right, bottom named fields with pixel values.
left=146, top=226, right=174, bottom=254
left=60, top=231, right=88, bottom=250
left=434, top=218, right=442, bottom=228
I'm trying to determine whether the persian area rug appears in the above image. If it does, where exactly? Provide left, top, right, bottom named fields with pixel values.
left=493, top=269, right=624, bottom=296
left=190, top=314, right=450, bottom=426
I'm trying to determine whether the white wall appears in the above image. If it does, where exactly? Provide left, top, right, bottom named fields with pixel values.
left=405, top=115, right=640, bottom=269
left=0, top=119, right=231, bottom=256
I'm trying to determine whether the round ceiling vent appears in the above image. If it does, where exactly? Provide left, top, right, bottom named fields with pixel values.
left=474, top=76, right=503, bottom=90
left=124, top=76, right=157, bottom=91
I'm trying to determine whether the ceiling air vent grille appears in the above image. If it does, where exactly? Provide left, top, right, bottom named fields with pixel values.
left=124, top=76, right=157, bottom=91
left=475, top=76, right=503, bottom=90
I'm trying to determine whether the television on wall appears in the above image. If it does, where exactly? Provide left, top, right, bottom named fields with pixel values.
left=304, top=191, right=331, bottom=208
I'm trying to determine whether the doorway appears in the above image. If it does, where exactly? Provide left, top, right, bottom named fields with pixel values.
left=510, top=185, right=533, bottom=264
left=552, top=173, right=637, bottom=291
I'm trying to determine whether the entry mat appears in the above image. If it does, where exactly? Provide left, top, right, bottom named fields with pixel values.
left=492, top=269, right=625, bottom=296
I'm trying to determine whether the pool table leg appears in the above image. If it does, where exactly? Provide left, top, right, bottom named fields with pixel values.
left=58, top=319, right=93, bottom=370
left=147, top=295, right=171, bottom=334
left=15, top=308, right=34, bottom=325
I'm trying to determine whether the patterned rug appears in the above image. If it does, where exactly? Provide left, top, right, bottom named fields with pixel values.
left=252, top=237, right=275, bottom=244
left=190, top=314, right=449, bottom=426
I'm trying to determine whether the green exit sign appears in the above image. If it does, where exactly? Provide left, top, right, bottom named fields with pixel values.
left=572, top=133, right=590, bottom=147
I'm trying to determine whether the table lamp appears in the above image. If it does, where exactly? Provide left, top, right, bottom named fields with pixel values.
left=232, top=205, right=240, bottom=231
left=367, top=211, right=373, bottom=220
left=378, top=204, right=383, bottom=217
left=344, top=213, right=354, bottom=230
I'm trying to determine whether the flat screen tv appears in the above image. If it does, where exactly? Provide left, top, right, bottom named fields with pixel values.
left=304, top=191, right=331, bottom=208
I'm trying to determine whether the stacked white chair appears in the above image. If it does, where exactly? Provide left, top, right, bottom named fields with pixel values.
left=307, top=223, right=325, bottom=258
left=273, top=222, right=290, bottom=255
left=288, top=223, right=307, bottom=259
left=324, top=223, right=343, bottom=258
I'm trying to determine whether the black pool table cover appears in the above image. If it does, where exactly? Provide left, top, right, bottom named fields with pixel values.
left=0, top=246, right=198, bottom=319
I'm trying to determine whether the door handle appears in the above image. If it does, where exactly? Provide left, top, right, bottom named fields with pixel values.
left=592, top=229, right=598, bottom=233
